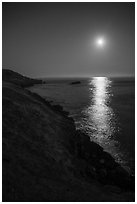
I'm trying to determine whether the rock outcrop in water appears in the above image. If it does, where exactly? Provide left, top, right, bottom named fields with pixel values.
left=2, top=69, right=134, bottom=201
left=70, top=81, right=81, bottom=85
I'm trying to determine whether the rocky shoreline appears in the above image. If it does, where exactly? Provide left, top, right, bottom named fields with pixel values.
left=2, top=69, right=135, bottom=201
left=26, top=87, right=135, bottom=190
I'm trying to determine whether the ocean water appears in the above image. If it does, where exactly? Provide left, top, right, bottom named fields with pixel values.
left=29, top=77, right=135, bottom=174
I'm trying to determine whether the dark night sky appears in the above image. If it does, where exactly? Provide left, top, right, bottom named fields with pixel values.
left=3, top=2, right=135, bottom=78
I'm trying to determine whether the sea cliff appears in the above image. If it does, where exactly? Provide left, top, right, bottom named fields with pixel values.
left=2, top=69, right=134, bottom=201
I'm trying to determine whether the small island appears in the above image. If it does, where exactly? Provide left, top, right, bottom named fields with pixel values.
left=70, top=81, right=81, bottom=85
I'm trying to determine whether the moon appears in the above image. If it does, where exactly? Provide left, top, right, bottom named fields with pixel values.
left=96, top=37, right=105, bottom=47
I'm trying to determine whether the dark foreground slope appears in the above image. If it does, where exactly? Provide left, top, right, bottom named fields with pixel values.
left=2, top=70, right=134, bottom=201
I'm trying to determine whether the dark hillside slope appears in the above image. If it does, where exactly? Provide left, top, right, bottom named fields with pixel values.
left=2, top=69, right=134, bottom=201
left=2, top=69, right=43, bottom=87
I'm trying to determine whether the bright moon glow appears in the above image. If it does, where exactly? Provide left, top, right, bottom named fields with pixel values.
left=96, top=37, right=105, bottom=47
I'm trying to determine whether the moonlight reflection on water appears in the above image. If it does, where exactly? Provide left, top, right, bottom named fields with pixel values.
left=89, top=77, right=115, bottom=140
left=81, top=77, right=122, bottom=161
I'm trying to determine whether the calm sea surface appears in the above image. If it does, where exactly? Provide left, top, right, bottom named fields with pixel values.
left=29, top=77, right=135, bottom=174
